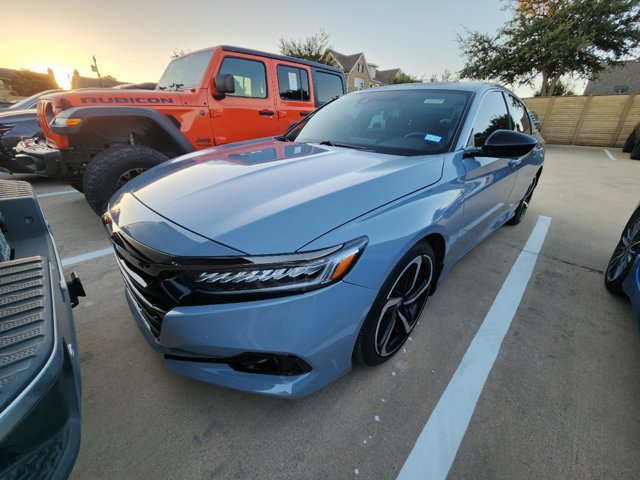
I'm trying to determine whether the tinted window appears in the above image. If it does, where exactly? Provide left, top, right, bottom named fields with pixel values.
left=294, top=89, right=471, bottom=156
left=507, top=94, right=531, bottom=134
left=218, top=57, right=267, bottom=98
left=470, top=91, right=510, bottom=147
left=277, top=66, right=310, bottom=101
left=314, top=72, right=344, bottom=106
left=157, top=51, right=213, bottom=89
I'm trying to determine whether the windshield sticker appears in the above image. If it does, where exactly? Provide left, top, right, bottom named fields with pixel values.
left=288, top=72, right=298, bottom=91
left=424, top=98, right=445, bottom=104
left=424, top=134, right=443, bottom=143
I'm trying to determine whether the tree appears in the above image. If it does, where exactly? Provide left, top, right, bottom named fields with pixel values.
left=457, top=0, right=640, bottom=96
left=428, top=69, right=458, bottom=83
left=278, top=30, right=336, bottom=66
left=391, top=71, right=423, bottom=84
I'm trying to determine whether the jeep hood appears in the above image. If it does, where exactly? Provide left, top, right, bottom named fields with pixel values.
left=128, top=140, right=444, bottom=254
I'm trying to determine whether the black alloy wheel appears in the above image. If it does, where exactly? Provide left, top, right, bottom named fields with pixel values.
left=354, top=241, right=435, bottom=366
left=605, top=208, right=640, bottom=295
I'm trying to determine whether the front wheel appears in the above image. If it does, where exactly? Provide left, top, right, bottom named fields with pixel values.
left=83, top=145, right=168, bottom=215
left=605, top=208, right=640, bottom=295
left=354, top=241, right=435, bottom=366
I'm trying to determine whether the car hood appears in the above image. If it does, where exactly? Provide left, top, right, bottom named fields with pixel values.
left=0, top=109, right=36, bottom=123
left=129, top=140, right=444, bottom=254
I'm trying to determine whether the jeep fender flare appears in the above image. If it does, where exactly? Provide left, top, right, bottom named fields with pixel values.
left=50, top=106, right=195, bottom=155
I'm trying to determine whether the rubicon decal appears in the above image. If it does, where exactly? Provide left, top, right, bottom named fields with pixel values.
left=80, top=97, right=175, bottom=104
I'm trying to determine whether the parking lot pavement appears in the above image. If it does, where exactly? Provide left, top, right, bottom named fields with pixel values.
left=5, top=144, right=639, bottom=479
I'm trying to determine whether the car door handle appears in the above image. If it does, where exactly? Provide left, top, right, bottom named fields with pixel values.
left=259, top=110, right=274, bottom=116
left=508, top=158, right=522, bottom=168
left=299, top=111, right=311, bottom=116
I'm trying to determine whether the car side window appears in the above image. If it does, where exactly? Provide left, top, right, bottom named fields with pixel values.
left=277, top=65, right=310, bottom=101
left=507, top=94, right=532, bottom=135
left=314, top=71, right=344, bottom=106
left=218, top=57, right=267, bottom=99
left=468, top=91, right=510, bottom=147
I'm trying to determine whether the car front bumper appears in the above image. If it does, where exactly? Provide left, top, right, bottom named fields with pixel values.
left=123, top=279, right=377, bottom=398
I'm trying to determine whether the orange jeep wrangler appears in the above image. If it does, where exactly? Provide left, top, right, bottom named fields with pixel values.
left=16, top=46, right=346, bottom=214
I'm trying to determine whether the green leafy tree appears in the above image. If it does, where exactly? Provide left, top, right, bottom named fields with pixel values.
left=428, top=69, right=458, bottom=83
left=457, top=0, right=640, bottom=96
left=278, top=30, right=336, bottom=66
left=391, top=71, right=423, bottom=84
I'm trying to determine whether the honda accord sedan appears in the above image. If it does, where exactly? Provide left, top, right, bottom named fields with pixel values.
left=104, top=83, right=544, bottom=398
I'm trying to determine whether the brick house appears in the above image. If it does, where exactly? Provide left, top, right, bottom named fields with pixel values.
left=327, top=50, right=403, bottom=92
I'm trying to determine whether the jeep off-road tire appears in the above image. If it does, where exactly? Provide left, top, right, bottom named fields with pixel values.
left=83, top=145, right=168, bottom=215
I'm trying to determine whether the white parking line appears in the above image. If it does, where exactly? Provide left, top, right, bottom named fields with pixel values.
left=603, top=149, right=617, bottom=161
left=396, top=215, right=552, bottom=480
left=37, top=189, right=81, bottom=198
left=61, top=247, right=114, bottom=267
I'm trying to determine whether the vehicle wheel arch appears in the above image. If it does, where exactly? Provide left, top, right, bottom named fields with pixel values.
left=72, top=115, right=187, bottom=158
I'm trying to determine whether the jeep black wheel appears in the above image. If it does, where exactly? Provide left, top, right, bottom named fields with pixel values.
left=83, top=145, right=168, bottom=215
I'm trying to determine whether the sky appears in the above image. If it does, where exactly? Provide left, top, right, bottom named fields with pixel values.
left=0, top=0, right=580, bottom=96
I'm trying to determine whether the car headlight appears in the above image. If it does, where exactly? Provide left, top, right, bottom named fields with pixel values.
left=188, top=237, right=368, bottom=295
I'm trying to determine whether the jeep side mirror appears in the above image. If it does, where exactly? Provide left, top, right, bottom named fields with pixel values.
left=213, top=74, right=235, bottom=99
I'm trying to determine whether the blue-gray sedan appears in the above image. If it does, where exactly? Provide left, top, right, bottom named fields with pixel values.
left=104, top=83, right=544, bottom=398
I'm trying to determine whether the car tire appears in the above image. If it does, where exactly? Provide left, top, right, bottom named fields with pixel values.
left=630, top=140, right=640, bottom=161
left=507, top=176, right=537, bottom=226
left=622, top=131, right=636, bottom=153
left=83, top=145, right=168, bottom=215
left=354, top=240, right=435, bottom=366
left=605, top=207, right=640, bottom=295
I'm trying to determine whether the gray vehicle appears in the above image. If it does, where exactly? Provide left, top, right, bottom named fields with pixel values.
left=0, top=180, right=84, bottom=478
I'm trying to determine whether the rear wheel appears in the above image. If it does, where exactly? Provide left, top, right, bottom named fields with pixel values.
left=83, top=145, right=168, bottom=215
left=605, top=208, right=640, bottom=295
left=354, top=241, right=435, bottom=366
left=507, top=176, right=537, bottom=226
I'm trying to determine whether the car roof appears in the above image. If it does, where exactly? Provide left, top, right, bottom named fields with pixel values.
left=352, top=82, right=512, bottom=96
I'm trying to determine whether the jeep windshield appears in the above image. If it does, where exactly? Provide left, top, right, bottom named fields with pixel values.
left=293, top=88, right=472, bottom=157
left=157, top=51, right=213, bottom=90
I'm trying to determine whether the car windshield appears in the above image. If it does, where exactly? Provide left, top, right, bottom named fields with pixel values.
left=157, top=51, right=213, bottom=90
left=293, top=89, right=471, bottom=156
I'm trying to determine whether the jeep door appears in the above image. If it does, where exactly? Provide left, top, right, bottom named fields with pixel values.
left=210, top=54, right=279, bottom=145
left=272, top=62, right=315, bottom=132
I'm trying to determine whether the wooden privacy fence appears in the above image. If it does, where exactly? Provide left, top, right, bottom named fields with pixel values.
left=522, top=94, right=640, bottom=147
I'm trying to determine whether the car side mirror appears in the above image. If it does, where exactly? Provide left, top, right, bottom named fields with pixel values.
left=213, top=74, right=235, bottom=99
left=464, top=129, right=537, bottom=159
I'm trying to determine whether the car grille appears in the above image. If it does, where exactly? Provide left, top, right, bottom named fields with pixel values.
left=111, top=239, right=172, bottom=339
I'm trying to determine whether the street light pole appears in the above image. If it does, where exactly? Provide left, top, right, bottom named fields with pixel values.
left=91, top=55, right=103, bottom=88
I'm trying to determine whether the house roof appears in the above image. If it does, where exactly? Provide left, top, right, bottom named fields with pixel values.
left=375, top=68, right=401, bottom=84
left=328, top=50, right=363, bottom=72
left=583, top=59, right=640, bottom=95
